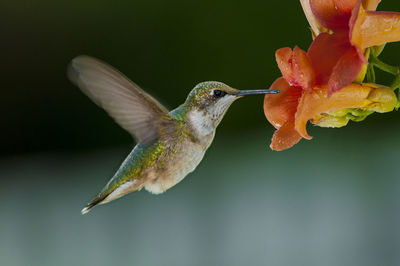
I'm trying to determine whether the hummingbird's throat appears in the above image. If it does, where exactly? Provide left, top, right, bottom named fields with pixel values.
left=188, top=110, right=215, bottom=137
left=188, top=95, right=236, bottom=137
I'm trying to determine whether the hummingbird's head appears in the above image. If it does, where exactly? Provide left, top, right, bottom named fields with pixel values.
left=184, top=82, right=239, bottom=127
left=184, top=81, right=280, bottom=136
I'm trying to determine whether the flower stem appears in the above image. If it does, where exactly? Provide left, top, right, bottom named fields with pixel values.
left=366, top=64, right=375, bottom=83
left=370, top=56, right=400, bottom=75
left=391, top=75, right=400, bottom=90
left=390, top=74, right=400, bottom=109
left=368, top=48, right=400, bottom=109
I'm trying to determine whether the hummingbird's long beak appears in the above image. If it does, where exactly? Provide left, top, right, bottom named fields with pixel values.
left=235, top=89, right=281, bottom=97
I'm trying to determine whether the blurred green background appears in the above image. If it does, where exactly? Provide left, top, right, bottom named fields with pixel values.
left=1, top=0, right=400, bottom=265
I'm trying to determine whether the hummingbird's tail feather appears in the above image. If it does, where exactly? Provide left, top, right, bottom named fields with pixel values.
left=81, top=179, right=144, bottom=214
left=81, top=193, right=109, bottom=215
left=81, top=206, right=92, bottom=215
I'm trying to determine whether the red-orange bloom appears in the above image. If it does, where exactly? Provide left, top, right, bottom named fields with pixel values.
left=350, top=2, right=400, bottom=50
left=307, top=0, right=373, bottom=95
left=304, top=0, right=400, bottom=95
left=263, top=0, right=400, bottom=151
left=264, top=47, right=396, bottom=151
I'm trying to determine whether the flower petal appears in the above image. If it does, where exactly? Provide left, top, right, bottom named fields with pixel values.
left=264, top=78, right=303, bottom=151
left=270, top=120, right=302, bottom=151
left=276, top=48, right=295, bottom=87
left=295, top=83, right=372, bottom=139
left=276, top=47, right=315, bottom=90
left=327, top=47, right=365, bottom=95
left=310, top=0, right=358, bottom=31
left=311, top=83, right=396, bottom=127
left=362, top=0, right=380, bottom=11
left=264, top=77, right=302, bottom=130
left=350, top=3, right=400, bottom=50
left=308, top=32, right=353, bottom=85
left=312, top=112, right=351, bottom=128
left=292, top=46, right=316, bottom=89
left=362, top=83, right=397, bottom=112
left=300, top=0, right=327, bottom=36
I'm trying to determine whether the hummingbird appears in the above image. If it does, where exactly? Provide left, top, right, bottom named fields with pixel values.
left=68, top=55, right=280, bottom=214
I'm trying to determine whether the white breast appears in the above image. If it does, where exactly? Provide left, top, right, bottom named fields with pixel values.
left=187, top=110, right=214, bottom=137
left=143, top=108, right=217, bottom=194
left=143, top=143, right=207, bottom=194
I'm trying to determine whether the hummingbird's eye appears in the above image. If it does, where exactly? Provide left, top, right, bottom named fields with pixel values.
left=213, top=89, right=226, bottom=98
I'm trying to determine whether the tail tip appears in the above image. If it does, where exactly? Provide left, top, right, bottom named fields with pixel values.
left=81, top=206, right=92, bottom=215
left=81, top=196, right=106, bottom=215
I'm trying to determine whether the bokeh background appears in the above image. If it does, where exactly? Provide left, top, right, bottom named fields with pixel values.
left=2, top=1, right=400, bottom=265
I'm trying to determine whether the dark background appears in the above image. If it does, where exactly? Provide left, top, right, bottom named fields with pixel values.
left=1, top=1, right=400, bottom=265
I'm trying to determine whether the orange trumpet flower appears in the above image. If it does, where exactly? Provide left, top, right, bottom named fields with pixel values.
left=263, top=0, right=400, bottom=151
left=300, top=0, right=400, bottom=95
left=264, top=47, right=396, bottom=151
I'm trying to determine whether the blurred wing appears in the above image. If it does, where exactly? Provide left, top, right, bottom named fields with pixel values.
left=68, top=55, right=170, bottom=145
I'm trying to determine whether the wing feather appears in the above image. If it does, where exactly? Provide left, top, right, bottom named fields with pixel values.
left=68, top=55, right=170, bottom=145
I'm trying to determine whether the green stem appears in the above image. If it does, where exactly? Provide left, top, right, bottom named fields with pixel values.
left=366, top=64, right=375, bottom=83
left=368, top=47, right=400, bottom=110
left=390, top=74, right=400, bottom=109
left=370, top=56, right=400, bottom=76
left=391, top=74, right=400, bottom=90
